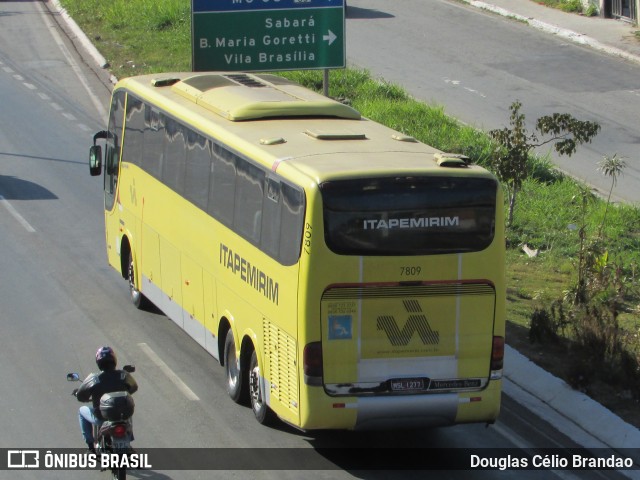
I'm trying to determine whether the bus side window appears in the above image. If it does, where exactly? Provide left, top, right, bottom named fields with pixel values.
left=104, top=91, right=125, bottom=209
left=280, top=183, right=305, bottom=265
left=234, top=158, right=265, bottom=244
left=163, top=117, right=186, bottom=194
left=106, top=147, right=119, bottom=176
left=261, top=177, right=282, bottom=258
left=124, top=96, right=145, bottom=167
left=143, top=106, right=164, bottom=180
left=208, top=143, right=236, bottom=227
left=184, top=131, right=210, bottom=210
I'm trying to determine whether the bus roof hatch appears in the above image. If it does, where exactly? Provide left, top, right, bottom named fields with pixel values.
left=171, top=73, right=361, bottom=122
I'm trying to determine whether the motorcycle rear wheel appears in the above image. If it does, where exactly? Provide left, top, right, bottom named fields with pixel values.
left=112, top=467, right=126, bottom=480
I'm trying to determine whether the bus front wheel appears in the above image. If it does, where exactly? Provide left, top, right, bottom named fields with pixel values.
left=127, top=251, right=149, bottom=310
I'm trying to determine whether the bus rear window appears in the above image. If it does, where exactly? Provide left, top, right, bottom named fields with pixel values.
left=320, top=176, right=497, bottom=255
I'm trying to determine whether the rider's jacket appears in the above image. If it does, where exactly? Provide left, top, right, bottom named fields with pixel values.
left=76, top=369, right=138, bottom=420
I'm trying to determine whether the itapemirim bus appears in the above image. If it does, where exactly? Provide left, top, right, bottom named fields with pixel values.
left=89, top=72, right=505, bottom=430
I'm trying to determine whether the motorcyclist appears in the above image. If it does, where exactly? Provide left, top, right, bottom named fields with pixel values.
left=76, top=346, right=138, bottom=452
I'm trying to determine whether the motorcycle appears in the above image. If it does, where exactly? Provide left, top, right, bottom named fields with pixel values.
left=67, top=365, right=136, bottom=480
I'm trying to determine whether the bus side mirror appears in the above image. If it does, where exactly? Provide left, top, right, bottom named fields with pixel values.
left=89, top=145, right=102, bottom=176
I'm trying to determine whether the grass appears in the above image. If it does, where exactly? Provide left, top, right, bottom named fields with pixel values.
left=60, top=0, right=191, bottom=77
left=281, top=70, right=496, bottom=163
left=535, top=0, right=585, bottom=13
left=534, top=0, right=599, bottom=16
left=60, top=0, right=640, bottom=422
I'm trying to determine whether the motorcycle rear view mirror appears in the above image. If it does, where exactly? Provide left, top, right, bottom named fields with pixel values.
left=123, top=365, right=135, bottom=373
left=67, top=373, right=80, bottom=382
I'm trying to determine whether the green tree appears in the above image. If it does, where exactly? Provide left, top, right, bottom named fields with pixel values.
left=489, top=101, right=600, bottom=225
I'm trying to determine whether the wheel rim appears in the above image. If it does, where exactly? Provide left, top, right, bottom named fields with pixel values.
left=128, top=256, right=140, bottom=303
left=250, top=361, right=262, bottom=410
left=226, top=342, right=239, bottom=390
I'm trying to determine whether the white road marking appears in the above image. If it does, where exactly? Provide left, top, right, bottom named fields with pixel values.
left=491, top=422, right=582, bottom=480
left=443, top=77, right=487, bottom=98
left=36, top=1, right=107, bottom=121
left=2, top=4, right=106, bottom=137
left=0, top=195, right=36, bottom=233
left=138, top=342, right=200, bottom=401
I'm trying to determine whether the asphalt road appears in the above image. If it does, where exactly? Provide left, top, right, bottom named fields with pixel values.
left=0, top=1, right=634, bottom=479
left=345, top=0, right=640, bottom=204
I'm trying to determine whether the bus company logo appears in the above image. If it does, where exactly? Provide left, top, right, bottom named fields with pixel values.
left=7, top=450, right=39, bottom=469
left=377, top=300, right=439, bottom=346
left=363, top=216, right=459, bottom=230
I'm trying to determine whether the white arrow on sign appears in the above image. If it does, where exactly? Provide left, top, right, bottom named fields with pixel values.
left=323, top=30, right=337, bottom=46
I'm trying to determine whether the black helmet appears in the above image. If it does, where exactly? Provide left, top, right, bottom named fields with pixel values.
left=95, top=346, right=117, bottom=371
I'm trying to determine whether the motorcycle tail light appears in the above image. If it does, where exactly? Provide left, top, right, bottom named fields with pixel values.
left=112, top=424, right=127, bottom=438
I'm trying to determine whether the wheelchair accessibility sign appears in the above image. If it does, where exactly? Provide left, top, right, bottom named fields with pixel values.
left=328, top=315, right=352, bottom=340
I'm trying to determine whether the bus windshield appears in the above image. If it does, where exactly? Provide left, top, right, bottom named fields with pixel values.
left=321, top=176, right=497, bottom=255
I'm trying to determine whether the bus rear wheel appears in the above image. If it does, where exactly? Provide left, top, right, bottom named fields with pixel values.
left=224, top=330, right=248, bottom=404
left=249, top=350, right=275, bottom=425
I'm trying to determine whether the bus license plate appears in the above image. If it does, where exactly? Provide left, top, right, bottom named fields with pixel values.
left=390, top=378, right=424, bottom=391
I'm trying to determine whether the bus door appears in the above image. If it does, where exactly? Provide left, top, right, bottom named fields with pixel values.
left=101, top=90, right=125, bottom=268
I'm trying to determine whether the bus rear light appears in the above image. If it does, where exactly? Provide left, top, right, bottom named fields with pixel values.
left=303, top=341, right=323, bottom=385
left=333, top=403, right=346, bottom=409
left=491, top=336, right=504, bottom=371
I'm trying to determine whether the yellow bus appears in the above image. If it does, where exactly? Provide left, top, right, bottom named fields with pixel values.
left=89, top=72, right=505, bottom=430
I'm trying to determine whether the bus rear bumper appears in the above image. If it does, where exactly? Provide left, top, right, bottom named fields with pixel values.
left=353, top=393, right=458, bottom=430
left=300, top=381, right=502, bottom=430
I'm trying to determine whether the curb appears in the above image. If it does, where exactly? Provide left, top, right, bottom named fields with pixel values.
left=461, top=0, right=640, bottom=66
left=49, top=0, right=109, bottom=69
left=504, top=346, right=640, bottom=451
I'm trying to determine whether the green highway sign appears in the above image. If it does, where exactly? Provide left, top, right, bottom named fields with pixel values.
left=191, top=1, right=345, bottom=72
